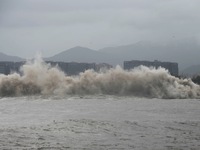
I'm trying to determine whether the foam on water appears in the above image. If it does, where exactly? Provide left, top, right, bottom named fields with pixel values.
left=0, top=57, right=199, bottom=98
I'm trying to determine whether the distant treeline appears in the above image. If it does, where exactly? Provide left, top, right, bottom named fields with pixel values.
left=192, top=75, right=200, bottom=85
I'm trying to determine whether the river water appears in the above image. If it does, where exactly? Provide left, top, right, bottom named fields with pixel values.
left=0, top=96, right=199, bottom=150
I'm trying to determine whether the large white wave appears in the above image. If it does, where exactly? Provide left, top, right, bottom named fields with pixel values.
left=0, top=58, right=199, bottom=99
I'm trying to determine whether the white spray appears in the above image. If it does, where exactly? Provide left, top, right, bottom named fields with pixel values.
left=0, top=58, right=199, bottom=99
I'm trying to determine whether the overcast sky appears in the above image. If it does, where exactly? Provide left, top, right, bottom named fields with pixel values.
left=0, top=0, right=200, bottom=58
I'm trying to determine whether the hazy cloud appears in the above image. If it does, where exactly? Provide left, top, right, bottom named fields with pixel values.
left=0, top=0, right=200, bottom=58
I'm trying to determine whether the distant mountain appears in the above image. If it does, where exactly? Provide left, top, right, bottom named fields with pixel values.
left=99, top=38, right=200, bottom=71
left=99, top=41, right=159, bottom=61
left=45, top=38, right=200, bottom=75
left=0, top=52, right=24, bottom=62
left=46, top=46, right=120, bottom=66
left=1, top=38, right=199, bottom=76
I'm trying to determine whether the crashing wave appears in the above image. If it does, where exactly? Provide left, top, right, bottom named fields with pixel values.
left=0, top=58, right=199, bottom=99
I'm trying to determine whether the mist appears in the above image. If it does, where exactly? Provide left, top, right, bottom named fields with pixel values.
left=0, top=0, right=200, bottom=58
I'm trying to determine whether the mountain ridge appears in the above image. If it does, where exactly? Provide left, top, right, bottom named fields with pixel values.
left=1, top=39, right=200, bottom=75
left=45, top=46, right=120, bottom=65
left=0, top=52, right=24, bottom=62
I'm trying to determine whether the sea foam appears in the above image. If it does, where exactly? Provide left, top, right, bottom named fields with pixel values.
left=0, top=58, right=199, bottom=98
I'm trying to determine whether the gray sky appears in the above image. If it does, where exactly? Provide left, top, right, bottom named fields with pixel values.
left=0, top=0, right=200, bottom=58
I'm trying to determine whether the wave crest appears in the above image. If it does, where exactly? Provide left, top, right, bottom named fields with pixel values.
left=0, top=58, right=199, bottom=99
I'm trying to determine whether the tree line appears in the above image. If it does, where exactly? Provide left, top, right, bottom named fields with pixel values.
left=192, top=75, right=200, bottom=85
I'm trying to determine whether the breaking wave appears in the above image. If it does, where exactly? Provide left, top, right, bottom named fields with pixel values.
left=0, top=58, right=199, bottom=99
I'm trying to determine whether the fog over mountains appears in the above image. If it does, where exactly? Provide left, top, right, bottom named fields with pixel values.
left=45, top=46, right=120, bottom=66
left=99, top=39, right=200, bottom=70
left=1, top=39, right=200, bottom=75
left=46, top=39, right=200, bottom=74
left=0, top=52, right=24, bottom=62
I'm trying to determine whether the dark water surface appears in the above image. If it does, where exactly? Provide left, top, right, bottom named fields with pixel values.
left=0, top=96, right=200, bottom=150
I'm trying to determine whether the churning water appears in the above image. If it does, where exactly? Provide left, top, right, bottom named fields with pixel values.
left=0, top=96, right=200, bottom=150
left=0, top=58, right=200, bottom=149
left=0, top=57, right=200, bottom=99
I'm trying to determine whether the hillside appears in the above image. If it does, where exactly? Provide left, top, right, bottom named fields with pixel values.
left=46, top=46, right=120, bottom=66
left=99, top=39, right=200, bottom=71
left=20, top=38, right=200, bottom=75
left=0, top=52, right=24, bottom=62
